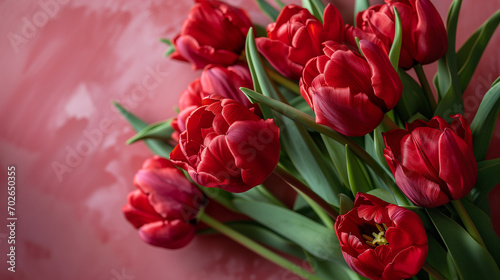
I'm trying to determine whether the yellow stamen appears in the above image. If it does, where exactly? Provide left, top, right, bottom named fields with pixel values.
left=361, top=223, right=389, bottom=247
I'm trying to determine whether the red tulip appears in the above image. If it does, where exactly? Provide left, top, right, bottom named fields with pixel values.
left=170, top=0, right=252, bottom=69
left=354, top=0, right=447, bottom=69
left=335, top=193, right=428, bottom=280
left=173, top=64, right=253, bottom=136
left=122, top=156, right=205, bottom=249
left=256, top=4, right=344, bottom=80
left=383, top=114, right=478, bottom=208
left=170, top=96, right=280, bottom=193
left=300, top=40, right=402, bottom=137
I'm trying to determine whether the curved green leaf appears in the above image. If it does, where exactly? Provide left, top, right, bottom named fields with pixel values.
left=397, top=69, right=433, bottom=120
left=126, top=119, right=174, bottom=144
left=354, top=0, right=370, bottom=25
left=427, top=208, right=500, bottom=280
left=470, top=80, right=500, bottom=161
left=255, top=0, right=280, bottom=21
left=346, top=145, right=374, bottom=195
left=457, top=9, right=500, bottom=91
left=113, top=101, right=173, bottom=157
left=472, top=158, right=500, bottom=214
left=388, top=7, right=402, bottom=71
left=302, top=0, right=324, bottom=22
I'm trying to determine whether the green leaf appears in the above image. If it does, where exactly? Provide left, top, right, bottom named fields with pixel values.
left=457, top=9, right=500, bottom=91
left=397, top=69, right=433, bottom=120
left=254, top=0, right=280, bottom=21
left=159, top=38, right=175, bottom=57
left=339, top=193, right=354, bottom=215
left=470, top=80, right=500, bottom=161
left=427, top=208, right=500, bottom=280
left=354, top=0, right=370, bottom=25
left=322, top=135, right=348, bottom=187
left=113, top=101, right=173, bottom=157
left=388, top=7, right=402, bottom=71
left=309, top=254, right=365, bottom=280
left=346, top=145, right=374, bottom=195
left=274, top=0, right=285, bottom=8
left=425, top=234, right=453, bottom=280
left=233, top=199, right=344, bottom=262
left=367, top=189, right=397, bottom=205
left=462, top=199, right=500, bottom=266
left=301, top=0, right=324, bottom=22
left=434, top=0, right=463, bottom=116
left=126, top=119, right=174, bottom=144
left=472, top=158, right=500, bottom=214
left=226, top=221, right=306, bottom=259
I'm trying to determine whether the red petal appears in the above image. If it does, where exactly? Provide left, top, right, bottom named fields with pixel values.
left=383, top=246, right=428, bottom=280
left=360, top=39, right=402, bottom=111
left=322, top=4, right=344, bottom=42
left=438, top=128, right=478, bottom=200
left=174, top=35, right=240, bottom=69
left=256, top=37, right=303, bottom=80
left=312, top=86, right=384, bottom=137
left=400, top=127, right=442, bottom=180
left=226, top=119, right=280, bottom=187
left=138, top=220, right=196, bottom=249
left=123, top=190, right=161, bottom=228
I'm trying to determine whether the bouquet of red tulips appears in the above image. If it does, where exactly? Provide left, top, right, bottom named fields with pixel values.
left=115, top=0, right=500, bottom=279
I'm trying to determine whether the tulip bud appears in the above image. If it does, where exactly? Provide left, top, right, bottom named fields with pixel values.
left=335, top=193, right=428, bottom=280
left=123, top=156, right=205, bottom=249
left=170, top=96, right=280, bottom=193
left=383, top=114, right=478, bottom=208
left=170, top=0, right=252, bottom=69
left=300, top=40, right=402, bottom=137
left=353, top=0, right=447, bottom=69
left=256, top=4, right=344, bottom=80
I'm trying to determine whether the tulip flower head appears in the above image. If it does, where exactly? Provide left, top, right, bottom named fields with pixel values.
left=123, top=156, right=205, bottom=249
left=170, top=0, right=253, bottom=69
left=300, top=40, right=402, bottom=137
left=256, top=4, right=344, bottom=80
left=354, top=0, right=447, bottom=69
left=383, top=114, right=478, bottom=208
left=335, top=193, right=428, bottom=280
left=170, top=96, right=281, bottom=193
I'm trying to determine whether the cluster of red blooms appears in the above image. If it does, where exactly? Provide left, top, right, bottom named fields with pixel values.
left=121, top=1, right=483, bottom=279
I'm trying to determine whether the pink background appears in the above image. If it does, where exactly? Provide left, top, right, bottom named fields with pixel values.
left=0, top=0, right=499, bottom=279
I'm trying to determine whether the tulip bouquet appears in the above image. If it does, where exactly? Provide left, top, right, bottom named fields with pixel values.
left=114, top=0, right=500, bottom=279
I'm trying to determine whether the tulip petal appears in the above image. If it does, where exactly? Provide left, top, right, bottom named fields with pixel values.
left=383, top=246, right=428, bottom=280
left=138, top=220, right=196, bottom=249
left=221, top=101, right=261, bottom=125
left=322, top=4, right=344, bottom=42
left=400, top=127, right=442, bottom=180
left=438, top=128, right=478, bottom=200
left=394, top=161, right=449, bottom=208
left=323, top=48, right=372, bottom=94
left=356, top=249, right=386, bottom=278
left=313, top=86, right=384, bottom=136
left=360, top=40, right=402, bottom=111
left=412, top=0, right=447, bottom=64
left=255, top=37, right=303, bottom=80
left=123, top=190, right=162, bottom=228
left=174, top=35, right=240, bottom=69
left=226, top=119, right=280, bottom=187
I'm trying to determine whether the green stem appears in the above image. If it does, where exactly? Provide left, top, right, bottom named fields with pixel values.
left=451, top=199, right=486, bottom=248
left=422, top=261, right=447, bottom=280
left=198, top=213, right=323, bottom=280
left=414, top=64, right=437, bottom=112
left=274, top=165, right=338, bottom=219
left=266, top=67, right=301, bottom=95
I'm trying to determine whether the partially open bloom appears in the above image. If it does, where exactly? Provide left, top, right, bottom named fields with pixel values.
left=354, top=0, right=447, bottom=69
left=123, top=156, right=205, bottom=249
left=172, top=64, right=253, bottom=136
left=335, top=193, right=428, bottom=280
left=383, top=114, right=478, bottom=208
left=256, top=4, right=344, bottom=80
left=300, top=40, right=402, bottom=137
left=170, top=0, right=252, bottom=69
left=170, top=96, right=280, bottom=193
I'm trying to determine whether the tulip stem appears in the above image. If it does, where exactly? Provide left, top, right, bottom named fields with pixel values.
left=422, top=261, right=446, bottom=280
left=414, top=64, right=437, bottom=112
left=199, top=213, right=324, bottom=280
left=274, top=165, right=338, bottom=219
left=451, top=199, right=486, bottom=248
left=266, top=67, right=301, bottom=95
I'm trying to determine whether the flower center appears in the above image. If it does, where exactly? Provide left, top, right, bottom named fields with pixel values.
left=362, top=223, right=389, bottom=247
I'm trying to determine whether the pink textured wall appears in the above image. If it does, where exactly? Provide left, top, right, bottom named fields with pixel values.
left=0, top=0, right=498, bottom=279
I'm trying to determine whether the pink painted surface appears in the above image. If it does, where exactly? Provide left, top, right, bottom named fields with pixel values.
left=0, top=0, right=498, bottom=279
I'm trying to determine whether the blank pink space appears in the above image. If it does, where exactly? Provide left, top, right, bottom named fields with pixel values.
left=0, top=0, right=498, bottom=279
